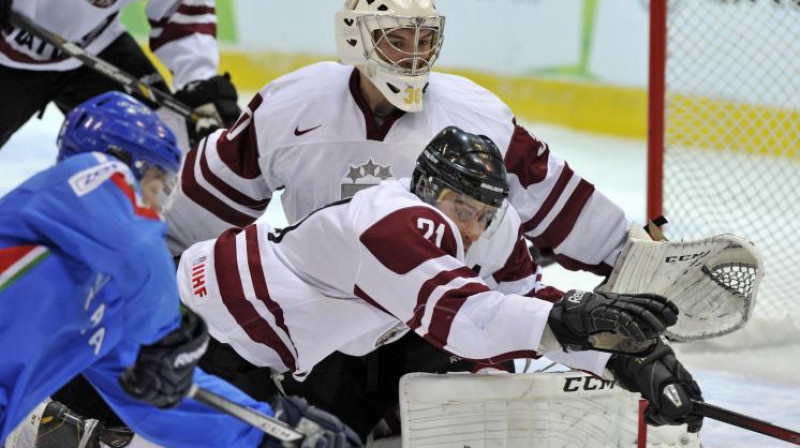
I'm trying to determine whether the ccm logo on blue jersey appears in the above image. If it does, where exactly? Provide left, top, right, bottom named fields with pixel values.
left=68, top=160, right=128, bottom=197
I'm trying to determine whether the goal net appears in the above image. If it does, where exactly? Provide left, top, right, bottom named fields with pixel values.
left=647, top=0, right=800, bottom=347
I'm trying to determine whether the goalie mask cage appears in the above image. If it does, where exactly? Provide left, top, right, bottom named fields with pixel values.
left=647, top=0, right=800, bottom=344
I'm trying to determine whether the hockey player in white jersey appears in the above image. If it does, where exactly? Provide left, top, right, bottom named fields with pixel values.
left=0, top=0, right=240, bottom=149
left=177, top=126, right=703, bottom=437
left=164, top=0, right=672, bottom=437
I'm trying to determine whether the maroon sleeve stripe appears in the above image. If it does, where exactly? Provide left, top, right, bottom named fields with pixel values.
left=528, top=179, right=595, bottom=251
left=176, top=5, right=215, bottom=15
left=214, top=227, right=297, bottom=371
left=245, top=225, right=296, bottom=352
left=215, top=93, right=264, bottom=180
left=521, top=163, right=574, bottom=234
left=549, top=253, right=613, bottom=277
left=426, top=282, right=491, bottom=348
left=360, top=207, right=458, bottom=275
left=181, top=139, right=259, bottom=227
left=407, top=266, right=478, bottom=330
left=491, top=231, right=535, bottom=284
left=150, top=23, right=216, bottom=51
left=198, top=141, right=269, bottom=210
left=503, top=124, right=551, bottom=188
left=533, top=286, right=564, bottom=303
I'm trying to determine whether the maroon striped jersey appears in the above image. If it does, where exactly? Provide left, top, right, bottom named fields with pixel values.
left=177, top=180, right=611, bottom=377
left=2, top=0, right=218, bottom=89
left=165, top=62, right=629, bottom=276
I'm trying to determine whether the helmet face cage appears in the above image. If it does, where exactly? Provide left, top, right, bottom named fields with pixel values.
left=413, top=166, right=508, bottom=241
left=358, top=14, right=445, bottom=77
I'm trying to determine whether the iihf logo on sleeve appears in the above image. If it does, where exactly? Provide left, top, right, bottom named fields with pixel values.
left=191, top=256, right=207, bottom=298
left=341, top=158, right=393, bottom=199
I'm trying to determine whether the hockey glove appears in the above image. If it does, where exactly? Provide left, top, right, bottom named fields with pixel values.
left=174, top=73, right=241, bottom=145
left=0, top=0, right=11, bottom=30
left=260, top=395, right=362, bottom=448
left=119, top=311, right=209, bottom=409
left=548, top=289, right=679, bottom=354
left=606, top=338, right=704, bottom=432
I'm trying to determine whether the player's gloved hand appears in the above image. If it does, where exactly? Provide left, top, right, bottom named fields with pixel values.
left=174, top=73, right=241, bottom=145
left=606, top=338, right=704, bottom=433
left=119, top=311, right=209, bottom=409
left=0, top=0, right=12, bottom=30
left=547, top=289, right=679, bottom=353
left=260, top=395, right=362, bottom=448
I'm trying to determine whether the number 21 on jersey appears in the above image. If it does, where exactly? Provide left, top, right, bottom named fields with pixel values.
left=418, top=218, right=445, bottom=247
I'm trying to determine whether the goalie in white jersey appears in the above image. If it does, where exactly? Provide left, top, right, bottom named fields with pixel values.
left=177, top=127, right=703, bottom=437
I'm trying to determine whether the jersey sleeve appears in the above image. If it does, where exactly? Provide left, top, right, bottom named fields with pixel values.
left=146, top=0, right=219, bottom=89
left=165, top=92, right=273, bottom=255
left=82, top=340, right=271, bottom=448
left=485, top=228, right=564, bottom=302
left=18, top=156, right=179, bottom=344
left=504, top=123, right=629, bottom=276
left=354, top=206, right=556, bottom=364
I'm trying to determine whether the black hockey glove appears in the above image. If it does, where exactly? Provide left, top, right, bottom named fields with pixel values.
left=174, top=72, right=241, bottom=145
left=260, top=396, right=362, bottom=448
left=119, top=311, right=209, bottom=409
left=607, top=338, right=704, bottom=433
left=548, top=289, right=678, bottom=354
left=0, top=0, right=12, bottom=30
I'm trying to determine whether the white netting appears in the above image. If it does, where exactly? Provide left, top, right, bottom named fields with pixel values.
left=659, top=0, right=800, bottom=342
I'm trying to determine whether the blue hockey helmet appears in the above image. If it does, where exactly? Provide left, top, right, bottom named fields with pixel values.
left=57, top=91, right=182, bottom=180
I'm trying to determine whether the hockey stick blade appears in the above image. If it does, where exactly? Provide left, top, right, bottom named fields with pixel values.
left=8, top=12, right=200, bottom=123
left=188, top=384, right=304, bottom=443
left=693, top=400, right=800, bottom=445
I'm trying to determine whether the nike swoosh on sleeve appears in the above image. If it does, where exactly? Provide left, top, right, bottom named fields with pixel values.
left=294, top=125, right=322, bottom=136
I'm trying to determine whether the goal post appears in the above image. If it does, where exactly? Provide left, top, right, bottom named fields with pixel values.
left=646, top=0, right=800, bottom=342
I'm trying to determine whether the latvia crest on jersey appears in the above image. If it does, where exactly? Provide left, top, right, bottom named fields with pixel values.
left=341, top=158, right=394, bottom=199
left=85, top=0, right=118, bottom=7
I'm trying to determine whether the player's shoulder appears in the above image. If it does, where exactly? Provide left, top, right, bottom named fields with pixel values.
left=424, top=72, right=515, bottom=149
left=427, top=71, right=512, bottom=115
left=259, top=61, right=352, bottom=98
left=352, top=180, right=463, bottom=266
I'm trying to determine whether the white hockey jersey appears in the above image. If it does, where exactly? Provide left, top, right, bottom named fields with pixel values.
left=177, top=180, right=610, bottom=378
left=1, top=0, right=218, bottom=88
left=166, top=62, right=629, bottom=275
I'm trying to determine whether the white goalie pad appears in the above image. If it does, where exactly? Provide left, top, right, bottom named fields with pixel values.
left=398, top=372, right=699, bottom=448
left=599, top=227, right=764, bottom=342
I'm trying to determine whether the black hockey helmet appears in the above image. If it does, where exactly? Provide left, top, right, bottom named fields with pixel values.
left=412, top=126, right=509, bottom=208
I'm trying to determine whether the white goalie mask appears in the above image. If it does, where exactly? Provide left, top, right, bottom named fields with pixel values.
left=336, top=0, right=445, bottom=112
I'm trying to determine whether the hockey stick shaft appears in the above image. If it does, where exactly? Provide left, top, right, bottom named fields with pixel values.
left=9, top=12, right=200, bottom=123
left=188, top=384, right=304, bottom=443
left=693, top=400, right=800, bottom=445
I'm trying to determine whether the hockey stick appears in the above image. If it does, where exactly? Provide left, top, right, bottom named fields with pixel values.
left=8, top=12, right=200, bottom=124
left=693, top=400, right=800, bottom=446
left=187, top=384, right=305, bottom=444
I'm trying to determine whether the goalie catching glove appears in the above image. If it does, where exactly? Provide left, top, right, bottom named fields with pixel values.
left=548, top=290, right=679, bottom=354
left=119, top=311, right=209, bottom=409
left=260, top=395, right=362, bottom=448
left=174, top=73, right=241, bottom=145
left=606, top=338, right=704, bottom=433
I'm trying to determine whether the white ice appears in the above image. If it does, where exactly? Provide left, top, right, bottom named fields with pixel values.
left=2, top=106, right=799, bottom=447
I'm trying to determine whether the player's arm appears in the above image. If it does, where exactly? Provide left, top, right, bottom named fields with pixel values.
left=355, top=207, right=676, bottom=366
left=504, top=123, right=629, bottom=276
left=165, top=92, right=274, bottom=255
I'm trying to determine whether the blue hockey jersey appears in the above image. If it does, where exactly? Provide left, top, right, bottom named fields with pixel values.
left=0, top=153, right=272, bottom=447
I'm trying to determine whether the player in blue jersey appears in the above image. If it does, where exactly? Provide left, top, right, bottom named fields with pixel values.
left=0, top=91, right=361, bottom=448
